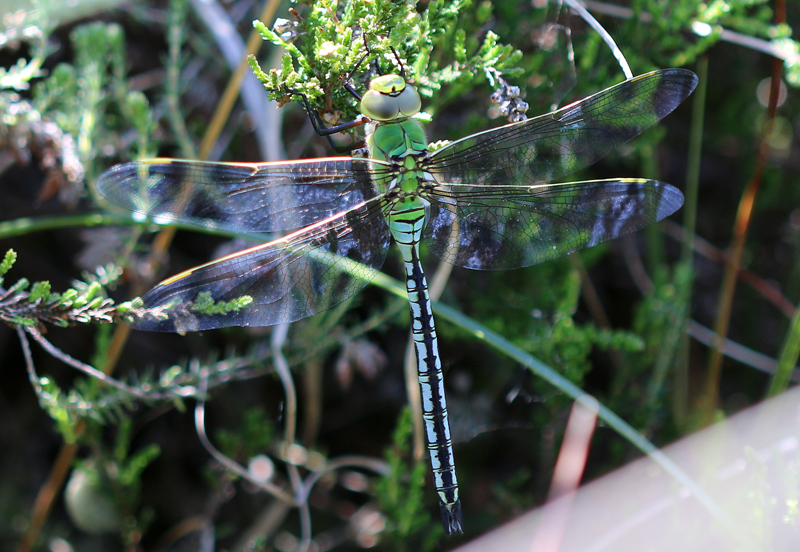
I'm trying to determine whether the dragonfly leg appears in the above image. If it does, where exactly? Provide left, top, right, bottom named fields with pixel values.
left=282, top=39, right=405, bottom=154
left=283, top=84, right=368, bottom=153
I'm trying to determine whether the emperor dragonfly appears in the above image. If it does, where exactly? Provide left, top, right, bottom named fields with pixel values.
left=97, top=68, right=697, bottom=533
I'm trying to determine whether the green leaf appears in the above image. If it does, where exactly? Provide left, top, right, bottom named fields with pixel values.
left=0, top=249, right=17, bottom=280
left=29, top=280, right=52, bottom=302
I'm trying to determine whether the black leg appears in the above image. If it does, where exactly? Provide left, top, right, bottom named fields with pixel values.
left=283, top=85, right=368, bottom=153
left=283, top=36, right=404, bottom=154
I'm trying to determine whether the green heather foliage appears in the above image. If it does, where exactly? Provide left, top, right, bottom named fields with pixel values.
left=249, top=0, right=523, bottom=122
left=376, top=407, right=444, bottom=550
left=0, top=249, right=122, bottom=329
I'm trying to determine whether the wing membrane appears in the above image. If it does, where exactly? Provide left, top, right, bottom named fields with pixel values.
left=96, top=157, right=391, bottom=234
left=423, top=180, right=683, bottom=270
left=126, top=199, right=391, bottom=331
left=426, top=69, right=697, bottom=186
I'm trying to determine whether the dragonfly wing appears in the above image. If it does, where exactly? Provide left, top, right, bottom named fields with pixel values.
left=423, top=180, right=683, bottom=270
left=426, top=69, right=697, bottom=185
left=125, top=199, right=391, bottom=331
left=96, top=158, right=390, bottom=233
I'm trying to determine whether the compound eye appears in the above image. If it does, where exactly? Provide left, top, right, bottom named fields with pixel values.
left=360, top=89, right=399, bottom=121
left=396, top=85, right=421, bottom=117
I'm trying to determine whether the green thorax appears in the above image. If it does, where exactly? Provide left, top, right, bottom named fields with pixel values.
left=366, top=117, right=428, bottom=162
left=370, top=118, right=429, bottom=232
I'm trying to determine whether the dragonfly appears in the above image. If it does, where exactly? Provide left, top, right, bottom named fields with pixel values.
left=97, top=67, right=697, bottom=534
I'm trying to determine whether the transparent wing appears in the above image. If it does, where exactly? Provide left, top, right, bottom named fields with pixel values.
left=125, top=199, right=391, bottom=332
left=426, top=69, right=697, bottom=185
left=423, top=180, right=683, bottom=270
left=96, top=157, right=392, bottom=233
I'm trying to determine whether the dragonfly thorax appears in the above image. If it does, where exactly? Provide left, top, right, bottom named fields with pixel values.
left=360, top=74, right=421, bottom=121
left=366, top=114, right=428, bottom=163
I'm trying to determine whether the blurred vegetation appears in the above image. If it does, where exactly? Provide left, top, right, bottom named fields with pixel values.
left=1, top=0, right=800, bottom=550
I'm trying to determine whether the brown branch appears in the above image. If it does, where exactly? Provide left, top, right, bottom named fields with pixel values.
left=698, top=0, right=786, bottom=427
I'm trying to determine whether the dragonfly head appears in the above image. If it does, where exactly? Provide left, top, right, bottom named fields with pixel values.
left=360, top=74, right=421, bottom=121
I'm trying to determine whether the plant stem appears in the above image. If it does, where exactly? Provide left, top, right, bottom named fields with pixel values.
left=699, top=15, right=783, bottom=426
left=768, top=306, right=800, bottom=396
left=673, top=54, right=707, bottom=427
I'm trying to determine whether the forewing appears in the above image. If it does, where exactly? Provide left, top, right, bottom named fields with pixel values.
left=423, top=180, right=683, bottom=270
left=426, top=69, right=697, bottom=185
left=96, top=158, right=390, bottom=233
left=125, top=200, right=391, bottom=331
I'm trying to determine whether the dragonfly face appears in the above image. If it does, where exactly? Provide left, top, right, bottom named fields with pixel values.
left=97, top=68, right=698, bottom=534
left=359, top=74, right=422, bottom=121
